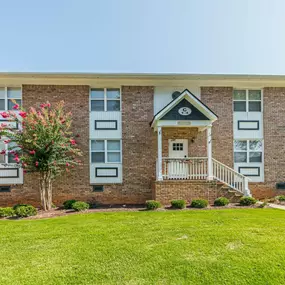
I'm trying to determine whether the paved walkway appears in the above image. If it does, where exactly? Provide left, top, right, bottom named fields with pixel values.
left=268, top=203, right=285, bottom=210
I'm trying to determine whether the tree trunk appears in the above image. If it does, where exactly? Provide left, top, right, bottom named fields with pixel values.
left=39, top=171, right=53, bottom=211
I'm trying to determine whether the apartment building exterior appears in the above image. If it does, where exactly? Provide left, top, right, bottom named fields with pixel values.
left=0, top=73, right=284, bottom=206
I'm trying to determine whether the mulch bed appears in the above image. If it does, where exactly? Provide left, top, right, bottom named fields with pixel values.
left=20, top=203, right=263, bottom=220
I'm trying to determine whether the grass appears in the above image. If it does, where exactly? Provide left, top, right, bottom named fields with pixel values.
left=1, top=209, right=285, bottom=284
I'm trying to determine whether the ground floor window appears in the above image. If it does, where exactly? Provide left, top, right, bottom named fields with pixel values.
left=234, top=139, right=263, bottom=163
left=91, top=140, right=121, bottom=163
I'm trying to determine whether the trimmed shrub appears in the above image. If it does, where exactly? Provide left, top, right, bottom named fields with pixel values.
left=72, top=201, right=90, bottom=212
left=239, top=196, right=257, bottom=206
left=63, top=199, right=77, bottom=210
left=171, top=200, right=186, bottom=209
left=0, top=207, right=15, bottom=218
left=214, top=197, right=230, bottom=207
left=190, top=199, right=208, bottom=208
left=276, top=195, right=285, bottom=202
left=13, top=204, right=29, bottom=210
left=14, top=205, right=37, bottom=217
left=146, top=200, right=161, bottom=210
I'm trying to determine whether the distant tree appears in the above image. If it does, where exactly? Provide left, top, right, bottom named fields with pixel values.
left=0, top=101, right=82, bottom=210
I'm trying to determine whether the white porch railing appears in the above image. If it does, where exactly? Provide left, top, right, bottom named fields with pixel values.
left=159, top=157, right=251, bottom=196
left=162, top=157, right=208, bottom=180
left=212, top=158, right=250, bottom=196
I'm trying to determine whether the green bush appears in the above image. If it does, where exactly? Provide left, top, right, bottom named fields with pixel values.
left=190, top=199, right=208, bottom=208
left=146, top=200, right=161, bottom=210
left=14, top=205, right=37, bottom=217
left=276, top=195, right=285, bottom=202
left=171, top=200, right=186, bottom=209
left=259, top=202, right=268, bottom=208
left=239, top=196, right=257, bottom=206
left=13, top=204, right=29, bottom=210
left=63, top=199, right=77, bottom=210
left=72, top=201, right=90, bottom=212
left=0, top=207, right=15, bottom=217
left=214, top=197, right=230, bottom=207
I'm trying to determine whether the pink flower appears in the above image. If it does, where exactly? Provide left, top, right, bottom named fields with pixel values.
left=47, top=103, right=51, bottom=108
left=0, top=150, right=5, bottom=155
left=4, top=140, right=10, bottom=144
left=14, top=157, right=20, bottom=163
left=0, top=123, right=7, bottom=128
left=40, top=104, right=45, bottom=108
left=19, top=111, right=27, bottom=118
left=70, top=139, right=76, bottom=145
left=35, top=161, right=39, bottom=167
left=12, top=104, right=19, bottom=110
left=29, top=150, right=36, bottom=155
left=66, top=162, right=70, bottom=167
left=0, top=112, right=9, bottom=118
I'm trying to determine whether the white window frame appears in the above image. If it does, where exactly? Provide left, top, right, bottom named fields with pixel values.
left=233, top=89, right=263, bottom=113
left=233, top=139, right=264, bottom=163
left=90, top=139, right=122, bottom=164
left=0, top=87, right=22, bottom=111
left=90, top=88, right=121, bottom=112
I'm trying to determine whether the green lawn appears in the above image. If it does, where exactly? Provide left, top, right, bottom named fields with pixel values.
left=1, top=209, right=285, bottom=285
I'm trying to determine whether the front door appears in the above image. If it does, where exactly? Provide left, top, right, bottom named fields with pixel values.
left=168, top=139, right=188, bottom=179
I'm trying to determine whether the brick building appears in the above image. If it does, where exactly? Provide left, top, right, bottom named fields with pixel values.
left=0, top=73, right=284, bottom=206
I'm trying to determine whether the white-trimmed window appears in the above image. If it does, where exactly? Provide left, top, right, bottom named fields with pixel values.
left=234, top=140, right=263, bottom=163
left=90, top=88, right=120, bottom=112
left=91, top=140, right=121, bottom=163
left=0, top=87, right=22, bottom=111
left=233, top=90, right=262, bottom=112
left=0, top=141, right=20, bottom=164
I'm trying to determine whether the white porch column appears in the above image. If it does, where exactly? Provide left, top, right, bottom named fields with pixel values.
left=207, top=125, right=213, bottom=180
left=157, top=126, right=163, bottom=181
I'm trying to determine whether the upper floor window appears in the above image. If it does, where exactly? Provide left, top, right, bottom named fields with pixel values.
left=233, top=90, right=262, bottom=112
left=0, top=87, right=22, bottom=111
left=90, top=88, right=120, bottom=112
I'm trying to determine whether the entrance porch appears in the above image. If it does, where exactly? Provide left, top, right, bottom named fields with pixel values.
left=151, top=89, right=251, bottom=201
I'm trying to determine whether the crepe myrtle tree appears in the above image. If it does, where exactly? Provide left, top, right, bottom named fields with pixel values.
left=0, top=101, right=82, bottom=211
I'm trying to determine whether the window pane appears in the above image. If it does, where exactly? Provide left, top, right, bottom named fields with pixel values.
left=0, top=88, right=5, bottom=99
left=249, top=90, right=261, bottom=100
left=249, top=152, right=262, bottom=162
left=234, top=140, right=247, bottom=151
left=234, top=152, right=247, bottom=163
left=91, top=100, right=104, bottom=111
left=107, top=100, right=120, bottom=111
left=91, top=140, right=104, bottom=151
left=249, top=101, right=261, bottom=112
left=91, top=152, right=105, bottom=163
left=233, top=90, right=246, bottom=100
left=107, top=152, right=120, bottom=162
left=107, top=141, right=120, bottom=151
left=90, top=89, right=104, bottom=99
left=0, top=99, right=5, bottom=110
left=107, top=88, right=120, bottom=99
left=234, top=101, right=246, bottom=112
left=249, top=140, right=262, bottom=151
left=7, top=88, right=21, bottom=99
left=8, top=99, right=21, bottom=110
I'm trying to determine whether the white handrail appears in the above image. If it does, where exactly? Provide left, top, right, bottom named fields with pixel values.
left=212, top=158, right=251, bottom=196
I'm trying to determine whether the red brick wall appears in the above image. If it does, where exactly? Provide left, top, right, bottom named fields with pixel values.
left=201, top=87, right=234, bottom=167
left=250, top=87, right=285, bottom=199
left=153, top=180, right=241, bottom=205
left=0, top=85, right=156, bottom=207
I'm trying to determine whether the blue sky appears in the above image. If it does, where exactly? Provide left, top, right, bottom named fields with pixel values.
left=0, top=0, right=284, bottom=74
